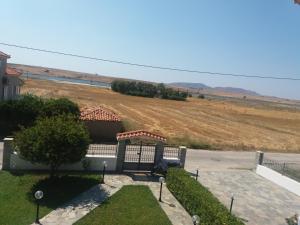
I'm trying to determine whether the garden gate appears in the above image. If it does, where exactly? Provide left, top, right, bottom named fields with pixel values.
left=123, top=143, right=156, bottom=171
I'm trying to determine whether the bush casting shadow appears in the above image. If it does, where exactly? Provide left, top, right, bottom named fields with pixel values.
left=27, top=175, right=100, bottom=209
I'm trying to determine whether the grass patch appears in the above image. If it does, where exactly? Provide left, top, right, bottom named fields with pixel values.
left=75, top=185, right=172, bottom=225
left=122, top=118, right=143, bottom=131
left=169, top=135, right=212, bottom=149
left=0, top=171, right=101, bottom=225
left=167, top=168, right=245, bottom=225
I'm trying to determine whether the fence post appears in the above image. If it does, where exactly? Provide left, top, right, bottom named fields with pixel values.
left=179, top=146, right=187, bottom=168
left=256, top=151, right=264, bottom=165
left=154, top=142, right=164, bottom=166
left=2, top=138, right=14, bottom=170
left=116, top=140, right=126, bottom=172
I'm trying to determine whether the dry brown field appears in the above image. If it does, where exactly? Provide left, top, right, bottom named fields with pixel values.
left=21, top=79, right=300, bottom=152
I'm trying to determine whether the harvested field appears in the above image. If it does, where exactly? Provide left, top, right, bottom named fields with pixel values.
left=22, top=79, right=300, bottom=152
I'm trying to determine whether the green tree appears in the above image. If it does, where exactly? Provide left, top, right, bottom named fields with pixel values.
left=14, top=115, right=90, bottom=177
left=42, top=98, right=80, bottom=118
left=0, top=95, right=81, bottom=137
left=0, top=94, right=44, bottom=137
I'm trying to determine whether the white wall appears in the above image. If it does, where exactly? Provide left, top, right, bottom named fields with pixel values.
left=256, top=165, right=300, bottom=197
left=10, top=153, right=117, bottom=171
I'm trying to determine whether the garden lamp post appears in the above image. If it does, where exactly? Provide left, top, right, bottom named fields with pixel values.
left=229, top=193, right=234, bottom=214
left=192, top=215, right=200, bottom=225
left=34, top=190, right=44, bottom=224
left=102, top=161, right=107, bottom=184
left=159, top=177, right=165, bottom=202
left=196, top=169, right=199, bottom=181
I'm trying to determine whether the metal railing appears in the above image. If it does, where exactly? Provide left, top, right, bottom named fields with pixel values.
left=87, top=144, right=117, bottom=156
left=263, top=158, right=300, bottom=183
left=163, top=146, right=180, bottom=159
left=124, top=144, right=156, bottom=163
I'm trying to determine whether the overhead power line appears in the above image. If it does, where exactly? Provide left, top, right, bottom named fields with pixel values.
left=0, top=42, right=299, bottom=81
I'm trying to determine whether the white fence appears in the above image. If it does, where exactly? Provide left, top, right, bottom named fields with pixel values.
left=256, top=165, right=300, bottom=197
left=10, top=152, right=117, bottom=171
left=2, top=139, right=185, bottom=172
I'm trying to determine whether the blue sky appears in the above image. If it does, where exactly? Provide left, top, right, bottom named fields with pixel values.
left=1, top=0, right=300, bottom=99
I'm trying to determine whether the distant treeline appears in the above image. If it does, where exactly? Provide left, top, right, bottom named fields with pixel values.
left=111, top=80, right=188, bottom=101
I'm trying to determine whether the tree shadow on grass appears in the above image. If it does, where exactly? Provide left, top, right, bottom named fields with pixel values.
left=26, top=175, right=101, bottom=210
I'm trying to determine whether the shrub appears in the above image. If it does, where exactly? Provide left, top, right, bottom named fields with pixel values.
left=14, top=115, right=90, bottom=177
left=166, top=168, right=245, bottom=225
left=198, top=94, right=205, bottom=99
left=0, top=94, right=44, bottom=137
left=41, top=98, right=80, bottom=118
left=0, top=95, right=80, bottom=137
left=111, top=80, right=188, bottom=101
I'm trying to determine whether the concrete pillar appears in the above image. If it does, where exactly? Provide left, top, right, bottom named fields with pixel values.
left=2, top=138, right=14, bottom=170
left=154, top=142, right=164, bottom=166
left=116, top=140, right=126, bottom=172
left=179, top=146, right=187, bottom=168
left=256, top=151, right=264, bottom=165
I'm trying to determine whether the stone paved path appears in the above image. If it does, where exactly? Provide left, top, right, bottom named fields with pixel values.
left=196, top=170, right=300, bottom=225
left=34, top=174, right=192, bottom=225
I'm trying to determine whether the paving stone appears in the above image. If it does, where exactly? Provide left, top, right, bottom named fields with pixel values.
left=33, top=174, right=192, bottom=225
left=196, top=170, right=300, bottom=225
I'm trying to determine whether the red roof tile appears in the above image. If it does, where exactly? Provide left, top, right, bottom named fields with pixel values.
left=5, top=67, right=22, bottom=77
left=80, top=106, right=121, bottom=122
left=117, top=130, right=167, bottom=142
left=0, top=51, right=10, bottom=59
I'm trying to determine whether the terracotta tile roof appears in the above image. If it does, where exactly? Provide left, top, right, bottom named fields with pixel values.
left=5, top=67, right=22, bottom=77
left=0, top=51, right=10, bottom=59
left=117, top=130, right=167, bottom=142
left=80, top=106, right=121, bottom=122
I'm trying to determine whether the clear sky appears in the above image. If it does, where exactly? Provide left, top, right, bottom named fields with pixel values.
left=1, top=0, right=300, bottom=99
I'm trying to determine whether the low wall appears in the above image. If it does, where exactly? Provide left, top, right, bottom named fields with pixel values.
left=10, top=153, right=117, bottom=171
left=256, top=165, right=300, bottom=197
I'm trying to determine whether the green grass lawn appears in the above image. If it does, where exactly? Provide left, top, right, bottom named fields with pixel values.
left=75, top=185, right=172, bottom=225
left=0, top=171, right=101, bottom=225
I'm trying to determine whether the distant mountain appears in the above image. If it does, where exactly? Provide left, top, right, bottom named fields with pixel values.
left=169, top=82, right=260, bottom=96
left=169, top=82, right=210, bottom=89
left=214, top=87, right=259, bottom=96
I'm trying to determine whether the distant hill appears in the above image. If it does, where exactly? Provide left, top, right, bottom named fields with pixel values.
left=169, top=82, right=210, bottom=89
left=169, top=82, right=260, bottom=96
left=214, top=87, right=259, bottom=96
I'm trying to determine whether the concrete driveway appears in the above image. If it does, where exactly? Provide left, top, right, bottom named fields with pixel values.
left=185, top=149, right=300, bottom=172
left=185, top=149, right=300, bottom=225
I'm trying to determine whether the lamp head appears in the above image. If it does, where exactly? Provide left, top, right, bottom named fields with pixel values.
left=34, top=190, right=44, bottom=200
left=159, top=177, right=165, bottom=184
left=103, top=161, right=107, bottom=167
left=192, top=215, right=200, bottom=224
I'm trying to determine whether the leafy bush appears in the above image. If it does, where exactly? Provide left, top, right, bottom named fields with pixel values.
left=14, top=115, right=90, bottom=177
left=0, top=95, right=80, bottom=137
left=41, top=98, right=80, bottom=118
left=166, top=168, right=245, bottom=225
left=111, top=80, right=188, bottom=101
left=198, top=94, right=205, bottom=99
left=0, top=95, right=44, bottom=137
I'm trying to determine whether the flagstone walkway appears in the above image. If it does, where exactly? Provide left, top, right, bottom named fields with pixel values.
left=33, top=174, right=193, bottom=225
